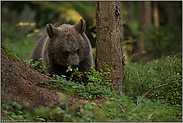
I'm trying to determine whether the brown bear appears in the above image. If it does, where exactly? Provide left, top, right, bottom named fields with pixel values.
left=30, top=19, right=94, bottom=79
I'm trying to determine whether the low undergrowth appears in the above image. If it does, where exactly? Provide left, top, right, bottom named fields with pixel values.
left=1, top=92, right=181, bottom=122
left=124, top=55, right=182, bottom=105
left=2, top=55, right=182, bottom=122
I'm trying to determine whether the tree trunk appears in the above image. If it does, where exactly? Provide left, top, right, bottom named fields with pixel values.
left=123, top=1, right=134, bottom=23
left=153, top=1, right=159, bottom=27
left=95, top=1, right=124, bottom=93
left=137, top=1, right=152, bottom=51
left=167, top=2, right=178, bottom=26
left=137, top=1, right=153, bottom=64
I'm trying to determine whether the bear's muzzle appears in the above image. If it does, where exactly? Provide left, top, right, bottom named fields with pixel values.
left=68, top=54, right=79, bottom=68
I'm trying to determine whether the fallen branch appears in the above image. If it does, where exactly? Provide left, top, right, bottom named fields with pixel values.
left=144, top=83, right=168, bottom=97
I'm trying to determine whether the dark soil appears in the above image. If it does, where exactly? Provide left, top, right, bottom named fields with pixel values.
left=1, top=46, right=104, bottom=120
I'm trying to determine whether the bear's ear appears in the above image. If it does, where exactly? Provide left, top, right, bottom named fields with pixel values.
left=74, top=19, right=86, bottom=33
left=46, top=23, right=59, bottom=38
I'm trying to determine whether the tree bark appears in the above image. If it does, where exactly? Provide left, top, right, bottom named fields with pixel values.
left=137, top=1, right=152, bottom=51
left=137, top=1, right=154, bottom=64
left=123, top=1, right=134, bottom=23
left=153, top=2, right=159, bottom=27
left=167, top=2, right=178, bottom=26
left=95, top=1, right=124, bottom=93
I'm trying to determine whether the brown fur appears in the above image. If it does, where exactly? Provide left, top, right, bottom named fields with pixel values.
left=30, top=19, right=93, bottom=78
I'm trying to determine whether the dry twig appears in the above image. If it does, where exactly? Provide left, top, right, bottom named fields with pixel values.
left=144, top=83, right=168, bottom=97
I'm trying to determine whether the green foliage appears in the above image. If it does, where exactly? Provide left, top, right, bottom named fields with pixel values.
left=67, top=62, right=113, bottom=85
left=123, top=25, right=182, bottom=64
left=2, top=2, right=96, bottom=46
left=39, top=63, right=114, bottom=100
left=124, top=55, right=182, bottom=105
left=1, top=102, right=26, bottom=122
left=23, top=58, right=50, bottom=73
left=125, top=22, right=138, bottom=37
left=2, top=56, right=182, bottom=122
left=1, top=43, right=20, bottom=60
left=1, top=23, right=38, bottom=60
left=2, top=92, right=182, bottom=122
left=23, top=59, right=39, bottom=68
left=144, top=25, right=182, bottom=57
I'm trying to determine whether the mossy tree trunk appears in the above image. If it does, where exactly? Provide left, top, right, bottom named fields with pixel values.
left=95, top=1, right=125, bottom=93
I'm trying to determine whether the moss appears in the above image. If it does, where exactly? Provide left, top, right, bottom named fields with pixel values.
left=1, top=43, right=20, bottom=60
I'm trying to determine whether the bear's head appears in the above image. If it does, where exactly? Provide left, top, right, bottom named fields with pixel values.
left=46, top=19, right=87, bottom=69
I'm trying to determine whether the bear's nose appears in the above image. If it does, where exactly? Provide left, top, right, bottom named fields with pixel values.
left=72, top=63, right=79, bottom=68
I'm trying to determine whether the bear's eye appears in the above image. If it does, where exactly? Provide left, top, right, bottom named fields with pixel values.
left=64, top=51, right=70, bottom=57
left=77, top=49, right=80, bottom=55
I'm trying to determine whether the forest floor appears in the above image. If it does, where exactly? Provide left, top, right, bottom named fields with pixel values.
left=1, top=46, right=105, bottom=117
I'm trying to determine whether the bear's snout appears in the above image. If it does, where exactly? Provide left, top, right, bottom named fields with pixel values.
left=72, top=62, right=79, bottom=68
left=69, top=54, right=79, bottom=68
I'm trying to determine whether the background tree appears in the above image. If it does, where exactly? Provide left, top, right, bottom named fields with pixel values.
left=153, top=1, right=159, bottom=27
left=123, top=1, right=134, bottom=23
left=137, top=1, right=152, bottom=51
left=95, top=1, right=124, bottom=93
left=166, top=2, right=178, bottom=26
left=137, top=1, right=153, bottom=63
